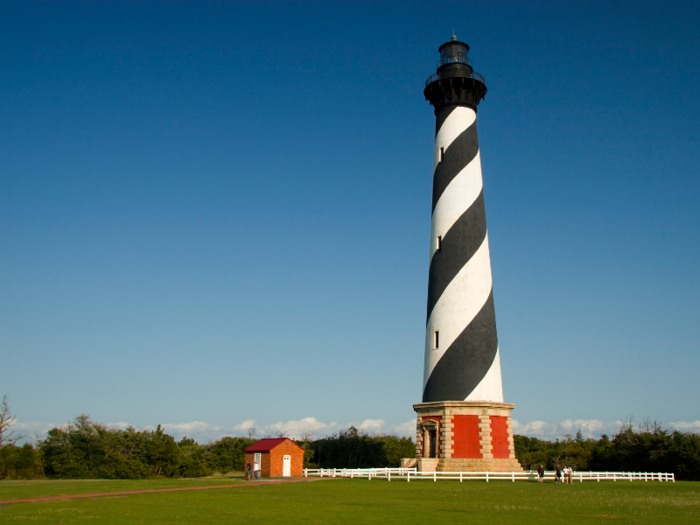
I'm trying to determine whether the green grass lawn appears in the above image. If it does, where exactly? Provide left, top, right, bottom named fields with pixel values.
left=0, top=476, right=244, bottom=501
left=1, top=477, right=698, bottom=524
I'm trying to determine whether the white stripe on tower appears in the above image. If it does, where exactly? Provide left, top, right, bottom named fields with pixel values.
left=422, top=103, right=503, bottom=403
left=423, top=234, right=493, bottom=385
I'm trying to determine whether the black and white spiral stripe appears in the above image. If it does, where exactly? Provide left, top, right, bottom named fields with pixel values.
left=422, top=105, right=503, bottom=403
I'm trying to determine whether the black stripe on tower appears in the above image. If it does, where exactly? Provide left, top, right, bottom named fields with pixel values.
left=422, top=291, right=498, bottom=402
left=431, top=120, right=480, bottom=212
left=426, top=190, right=487, bottom=323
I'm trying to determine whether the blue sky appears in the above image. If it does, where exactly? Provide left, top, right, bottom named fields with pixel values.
left=2, top=1, right=699, bottom=443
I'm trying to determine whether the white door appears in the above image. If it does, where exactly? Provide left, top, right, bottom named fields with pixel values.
left=282, top=455, right=291, bottom=477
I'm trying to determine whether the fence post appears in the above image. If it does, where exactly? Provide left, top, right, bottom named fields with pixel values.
left=486, top=472, right=489, bottom=483
left=434, top=472, right=437, bottom=482
left=597, top=472, right=600, bottom=482
left=613, top=472, right=616, bottom=482
left=407, top=471, right=410, bottom=483
left=460, top=471, right=463, bottom=483
left=512, top=472, right=515, bottom=482
left=388, top=471, right=391, bottom=482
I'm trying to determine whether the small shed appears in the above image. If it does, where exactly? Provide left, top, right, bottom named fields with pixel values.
left=244, top=438, right=304, bottom=478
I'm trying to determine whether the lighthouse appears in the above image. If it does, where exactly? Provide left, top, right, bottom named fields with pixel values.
left=412, top=37, right=522, bottom=472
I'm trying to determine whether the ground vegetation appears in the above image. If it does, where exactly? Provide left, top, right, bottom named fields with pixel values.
left=0, top=478, right=697, bottom=524
left=2, top=411, right=700, bottom=480
left=514, top=420, right=700, bottom=480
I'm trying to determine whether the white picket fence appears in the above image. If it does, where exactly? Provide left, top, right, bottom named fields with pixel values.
left=303, top=467, right=675, bottom=483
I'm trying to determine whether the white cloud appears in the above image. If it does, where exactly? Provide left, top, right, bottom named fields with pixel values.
left=391, top=419, right=417, bottom=438
left=560, top=419, right=622, bottom=439
left=670, top=420, right=700, bottom=432
left=513, top=419, right=626, bottom=440
left=512, top=420, right=560, bottom=439
left=264, top=417, right=339, bottom=439
left=108, top=422, right=134, bottom=430
left=162, top=421, right=223, bottom=436
left=15, top=416, right=699, bottom=446
left=234, top=419, right=256, bottom=432
left=356, top=419, right=385, bottom=434
left=14, top=421, right=57, bottom=443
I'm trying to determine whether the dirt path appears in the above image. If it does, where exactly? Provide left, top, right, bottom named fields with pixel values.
left=0, top=477, right=330, bottom=505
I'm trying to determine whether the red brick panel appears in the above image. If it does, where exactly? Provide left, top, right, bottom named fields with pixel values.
left=269, top=448, right=283, bottom=478
left=267, top=441, right=304, bottom=478
left=490, top=416, right=510, bottom=459
left=262, top=452, right=271, bottom=477
left=452, top=415, right=482, bottom=458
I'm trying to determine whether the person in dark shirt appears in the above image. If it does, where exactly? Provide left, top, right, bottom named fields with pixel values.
left=537, top=464, right=545, bottom=483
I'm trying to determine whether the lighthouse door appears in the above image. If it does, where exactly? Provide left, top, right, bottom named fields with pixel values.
left=282, top=455, right=291, bottom=477
left=428, top=430, right=438, bottom=458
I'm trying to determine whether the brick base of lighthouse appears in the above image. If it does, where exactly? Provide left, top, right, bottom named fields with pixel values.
left=411, top=401, right=523, bottom=472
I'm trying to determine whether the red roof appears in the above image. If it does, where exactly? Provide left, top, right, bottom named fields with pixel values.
left=244, top=438, right=303, bottom=452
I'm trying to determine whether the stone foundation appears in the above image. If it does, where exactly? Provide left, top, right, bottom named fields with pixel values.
left=437, top=458, right=523, bottom=472
left=413, top=401, right=523, bottom=472
left=417, top=458, right=440, bottom=472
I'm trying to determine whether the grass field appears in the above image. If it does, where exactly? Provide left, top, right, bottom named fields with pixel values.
left=0, top=476, right=243, bottom=501
left=1, top=477, right=698, bottom=524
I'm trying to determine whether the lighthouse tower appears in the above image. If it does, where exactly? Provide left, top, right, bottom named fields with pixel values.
left=412, top=37, right=522, bottom=472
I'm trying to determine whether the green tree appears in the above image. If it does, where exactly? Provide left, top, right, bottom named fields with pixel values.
left=144, top=425, right=180, bottom=477
left=514, top=419, right=700, bottom=480
left=0, top=443, right=41, bottom=480
left=39, top=416, right=211, bottom=479
left=311, top=427, right=416, bottom=468
left=202, top=436, right=256, bottom=473
left=177, top=437, right=212, bottom=478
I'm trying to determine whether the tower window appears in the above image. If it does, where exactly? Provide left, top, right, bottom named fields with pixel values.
left=433, top=330, right=439, bottom=349
left=436, top=236, right=442, bottom=253
left=439, top=147, right=444, bottom=162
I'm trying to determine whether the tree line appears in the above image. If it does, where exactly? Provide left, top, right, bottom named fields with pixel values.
left=310, top=426, right=415, bottom=468
left=0, top=414, right=414, bottom=480
left=515, top=419, right=700, bottom=480
left=2, top=408, right=699, bottom=480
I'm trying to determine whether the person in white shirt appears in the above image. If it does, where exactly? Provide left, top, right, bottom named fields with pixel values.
left=254, top=462, right=260, bottom=480
left=563, top=466, right=571, bottom=484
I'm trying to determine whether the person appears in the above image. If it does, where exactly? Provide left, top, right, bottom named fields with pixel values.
left=246, top=462, right=252, bottom=481
left=254, top=461, right=260, bottom=480
left=537, top=465, right=545, bottom=483
left=567, top=466, right=573, bottom=484
left=555, top=464, right=562, bottom=484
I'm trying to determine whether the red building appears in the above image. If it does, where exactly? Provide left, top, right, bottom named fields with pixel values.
left=244, top=438, right=304, bottom=478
